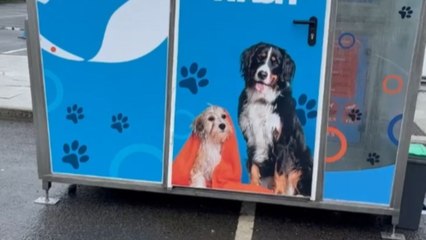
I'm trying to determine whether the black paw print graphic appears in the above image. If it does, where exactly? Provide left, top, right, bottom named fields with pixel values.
left=399, top=6, right=413, bottom=19
left=111, top=113, right=130, bottom=133
left=295, top=94, right=318, bottom=126
left=66, top=104, right=84, bottom=124
left=62, top=140, right=89, bottom=169
left=347, top=108, right=362, bottom=122
left=179, top=63, right=209, bottom=94
left=366, top=152, right=380, bottom=166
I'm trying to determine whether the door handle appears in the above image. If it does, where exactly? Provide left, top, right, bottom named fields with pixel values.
left=293, top=17, right=317, bottom=46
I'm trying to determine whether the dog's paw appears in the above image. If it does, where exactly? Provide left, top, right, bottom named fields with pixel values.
left=66, top=104, right=84, bottom=124
left=250, top=164, right=262, bottom=186
left=366, top=152, right=380, bottom=166
left=250, top=175, right=262, bottom=186
left=190, top=182, right=207, bottom=188
left=111, top=113, right=130, bottom=133
left=179, top=63, right=209, bottom=94
left=273, top=173, right=286, bottom=195
left=62, top=140, right=89, bottom=169
left=190, top=174, right=207, bottom=188
left=295, top=94, right=317, bottom=126
left=273, top=184, right=285, bottom=195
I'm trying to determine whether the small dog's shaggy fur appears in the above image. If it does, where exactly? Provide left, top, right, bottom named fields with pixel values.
left=238, top=42, right=313, bottom=196
left=190, top=106, right=233, bottom=188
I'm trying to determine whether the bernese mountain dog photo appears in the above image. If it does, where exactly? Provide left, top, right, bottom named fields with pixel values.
left=238, top=42, right=313, bottom=196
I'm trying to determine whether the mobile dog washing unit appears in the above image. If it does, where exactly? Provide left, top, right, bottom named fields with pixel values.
left=27, top=0, right=426, bottom=237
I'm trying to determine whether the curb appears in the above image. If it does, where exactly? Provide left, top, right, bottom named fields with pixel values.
left=0, top=26, right=24, bottom=31
left=0, top=108, right=32, bottom=121
left=412, top=135, right=426, bottom=145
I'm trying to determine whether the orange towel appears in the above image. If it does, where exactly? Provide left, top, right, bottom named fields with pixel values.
left=172, top=113, right=272, bottom=194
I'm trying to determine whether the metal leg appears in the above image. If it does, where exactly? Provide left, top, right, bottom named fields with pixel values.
left=34, top=181, right=60, bottom=205
left=381, top=224, right=406, bottom=240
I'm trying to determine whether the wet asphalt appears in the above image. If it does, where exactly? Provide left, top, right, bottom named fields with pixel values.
left=1, top=120, right=426, bottom=240
left=0, top=1, right=26, bottom=55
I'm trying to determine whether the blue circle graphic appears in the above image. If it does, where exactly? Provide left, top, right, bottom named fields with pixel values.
left=338, top=32, right=356, bottom=49
left=45, top=69, right=64, bottom=112
left=387, top=114, right=403, bottom=146
left=109, top=144, right=163, bottom=179
left=174, top=109, right=195, bottom=140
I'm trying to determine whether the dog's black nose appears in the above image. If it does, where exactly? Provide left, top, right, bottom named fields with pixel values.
left=257, top=70, right=268, bottom=80
left=219, top=123, right=226, bottom=130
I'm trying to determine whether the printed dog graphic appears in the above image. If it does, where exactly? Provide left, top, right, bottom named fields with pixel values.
left=190, top=106, right=233, bottom=188
left=238, top=42, right=313, bottom=196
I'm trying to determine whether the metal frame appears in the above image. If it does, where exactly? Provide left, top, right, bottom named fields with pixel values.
left=389, top=0, right=426, bottom=224
left=313, top=0, right=338, bottom=202
left=165, top=0, right=179, bottom=190
left=26, top=0, right=52, bottom=179
left=162, top=0, right=177, bottom=190
left=26, top=0, right=426, bottom=220
left=41, top=173, right=395, bottom=216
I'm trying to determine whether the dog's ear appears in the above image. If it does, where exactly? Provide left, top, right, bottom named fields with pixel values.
left=240, top=47, right=253, bottom=81
left=280, top=49, right=296, bottom=87
left=241, top=43, right=263, bottom=81
left=192, top=116, right=204, bottom=136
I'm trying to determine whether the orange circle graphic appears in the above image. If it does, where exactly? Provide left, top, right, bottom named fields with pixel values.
left=326, top=126, right=348, bottom=163
left=382, top=75, right=404, bottom=95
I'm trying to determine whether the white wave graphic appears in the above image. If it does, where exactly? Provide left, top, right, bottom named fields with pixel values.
left=37, top=0, right=50, bottom=4
left=90, top=0, right=169, bottom=63
left=40, top=34, right=84, bottom=61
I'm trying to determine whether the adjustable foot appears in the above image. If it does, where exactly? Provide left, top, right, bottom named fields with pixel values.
left=381, top=225, right=406, bottom=240
left=34, top=181, right=59, bottom=205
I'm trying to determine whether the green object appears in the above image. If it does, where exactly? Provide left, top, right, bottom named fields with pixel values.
left=409, top=144, right=426, bottom=158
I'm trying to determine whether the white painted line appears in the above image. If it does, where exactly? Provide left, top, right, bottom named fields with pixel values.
left=0, top=15, right=27, bottom=20
left=289, top=0, right=297, bottom=5
left=2, top=48, right=27, bottom=54
left=235, top=202, right=256, bottom=240
left=3, top=26, right=24, bottom=31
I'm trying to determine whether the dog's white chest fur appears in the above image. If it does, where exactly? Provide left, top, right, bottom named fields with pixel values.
left=239, top=89, right=281, bottom=164
left=190, top=142, right=222, bottom=188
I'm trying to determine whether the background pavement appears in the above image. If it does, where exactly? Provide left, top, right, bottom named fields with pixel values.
left=0, top=55, right=31, bottom=110
left=0, top=1, right=31, bottom=120
left=0, top=1, right=26, bottom=55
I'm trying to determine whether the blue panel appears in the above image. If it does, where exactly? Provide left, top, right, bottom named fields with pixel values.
left=173, top=0, right=327, bottom=186
left=37, top=1, right=169, bottom=183
left=324, top=165, right=395, bottom=205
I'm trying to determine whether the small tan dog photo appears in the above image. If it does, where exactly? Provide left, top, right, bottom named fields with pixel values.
left=190, top=106, right=233, bottom=188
